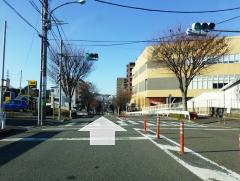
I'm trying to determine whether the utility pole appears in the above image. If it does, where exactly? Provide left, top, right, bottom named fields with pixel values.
left=0, top=21, right=7, bottom=113
left=19, top=70, right=22, bottom=95
left=38, top=0, right=48, bottom=126
left=58, top=40, right=63, bottom=121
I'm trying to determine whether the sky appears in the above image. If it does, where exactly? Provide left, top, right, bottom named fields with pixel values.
left=0, top=0, right=240, bottom=95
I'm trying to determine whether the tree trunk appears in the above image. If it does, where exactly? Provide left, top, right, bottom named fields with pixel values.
left=68, top=97, right=72, bottom=119
left=117, top=107, right=120, bottom=116
left=181, top=91, right=188, bottom=111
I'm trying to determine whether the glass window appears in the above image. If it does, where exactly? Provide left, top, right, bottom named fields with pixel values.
left=229, top=55, right=235, bottom=63
left=223, top=75, right=230, bottom=83
left=223, top=55, right=229, bottom=63
left=230, top=75, right=236, bottom=82
left=213, top=83, right=218, bottom=89
left=193, top=80, right=197, bottom=89
left=218, top=83, right=224, bottom=89
left=218, top=56, right=224, bottom=64
left=202, top=76, right=207, bottom=89
left=235, top=54, right=240, bottom=63
left=218, top=75, right=224, bottom=83
left=197, top=77, right=202, bottom=89
left=208, top=76, right=213, bottom=89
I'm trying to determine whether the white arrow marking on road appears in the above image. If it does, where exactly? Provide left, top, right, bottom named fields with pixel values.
left=78, top=116, right=126, bottom=145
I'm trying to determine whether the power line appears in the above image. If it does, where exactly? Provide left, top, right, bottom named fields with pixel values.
left=48, top=33, right=185, bottom=46
left=216, top=15, right=240, bottom=25
left=94, top=0, right=240, bottom=14
left=67, top=41, right=154, bottom=47
left=2, top=0, right=40, bottom=34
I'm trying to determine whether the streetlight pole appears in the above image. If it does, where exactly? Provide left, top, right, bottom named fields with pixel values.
left=0, top=21, right=7, bottom=113
left=38, top=0, right=86, bottom=125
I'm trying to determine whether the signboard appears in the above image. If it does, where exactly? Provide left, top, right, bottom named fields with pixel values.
left=28, top=80, right=37, bottom=88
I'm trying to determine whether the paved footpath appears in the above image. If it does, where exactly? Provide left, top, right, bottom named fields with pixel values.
left=0, top=115, right=239, bottom=181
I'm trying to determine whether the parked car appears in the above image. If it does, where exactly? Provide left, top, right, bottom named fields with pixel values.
left=3, top=99, right=27, bottom=112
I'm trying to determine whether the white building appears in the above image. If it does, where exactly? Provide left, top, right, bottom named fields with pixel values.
left=187, top=78, right=240, bottom=115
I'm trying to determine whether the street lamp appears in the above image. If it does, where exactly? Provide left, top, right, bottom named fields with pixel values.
left=38, top=0, right=86, bottom=125
left=50, top=0, right=86, bottom=14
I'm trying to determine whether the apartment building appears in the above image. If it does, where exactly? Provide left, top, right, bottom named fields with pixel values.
left=116, top=77, right=127, bottom=95
left=131, top=36, right=240, bottom=109
left=126, top=62, right=135, bottom=92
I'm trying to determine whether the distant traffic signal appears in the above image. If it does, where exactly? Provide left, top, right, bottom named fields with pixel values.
left=192, top=22, right=215, bottom=32
left=86, top=53, right=99, bottom=61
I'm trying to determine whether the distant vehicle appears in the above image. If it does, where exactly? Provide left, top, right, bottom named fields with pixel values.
left=3, top=100, right=27, bottom=112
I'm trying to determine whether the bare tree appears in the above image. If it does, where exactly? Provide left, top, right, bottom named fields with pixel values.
left=115, top=89, right=131, bottom=115
left=152, top=27, right=229, bottom=111
left=48, top=45, right=93, bottom=118
left=78, top=82, right=98, bottom=113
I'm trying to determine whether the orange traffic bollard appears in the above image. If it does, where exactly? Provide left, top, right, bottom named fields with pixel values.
left=144, top=114, right=147, bottom=133
left=179, top=120, right=184, bottom=154
left=156, top=116, right=160, bottom=139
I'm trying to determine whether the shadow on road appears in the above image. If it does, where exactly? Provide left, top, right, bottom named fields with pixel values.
left=196, top=149, right=240, bottom=154
left=0, top=129, right=27, bottom=140
left=0, top=131, right=60, bottom=167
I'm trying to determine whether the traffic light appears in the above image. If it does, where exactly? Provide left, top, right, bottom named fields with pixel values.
left=85, top=53, right=99, bottom=61
left=192, top=22, right=215, bottom=32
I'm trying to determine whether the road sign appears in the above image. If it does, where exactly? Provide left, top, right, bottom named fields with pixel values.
left=79, top=116, right=126, bottom=145
left=28, top=80, right=37, bottom=88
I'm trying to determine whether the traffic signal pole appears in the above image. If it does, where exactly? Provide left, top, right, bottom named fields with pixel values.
left=38, top=0, right=48, bottom=126
left=0, top=21, right=7, bottom=114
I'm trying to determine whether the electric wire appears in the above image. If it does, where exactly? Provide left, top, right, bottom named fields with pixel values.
left=2, top=0, right=40, bottom=34
left=216, top=15, right=240, bottom=25
left=94, top=0, right=240, bottom=14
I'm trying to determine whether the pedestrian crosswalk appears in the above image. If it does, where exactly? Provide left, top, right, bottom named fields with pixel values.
left=62, top=117, right=207, bottom=128
left=115, top=118, right=207, bottom=128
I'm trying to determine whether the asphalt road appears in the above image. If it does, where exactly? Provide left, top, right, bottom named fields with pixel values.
left=0, top=115, right=240, bottom=181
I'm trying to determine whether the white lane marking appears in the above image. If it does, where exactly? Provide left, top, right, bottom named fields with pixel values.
left=146, top=122, right=155, bottom=126
left=41, top=128, right=80, bottom=131
left=116, top=117, right=129, bottom=126
left=127, top=120, right=139, bottom=125
left=0, top=136, right=148, bottom=142
left=146, top=127, right=238, bottom=131
left=134, top=128, right=240, bottom=181
left=116, top=121, right=128, bottom=126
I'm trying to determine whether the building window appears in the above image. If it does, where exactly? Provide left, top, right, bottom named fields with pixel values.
left=197, top=76, right=203, bottom=89
left=202, top=76, right=207, bottom=89
left=235, top=54, right=240, bottom=63
left=223, top=55, right=229, bottom=63
left=208, top=76, right=213, bottom=89
left=193, top=79, right=198, bottom=89
left=145, top=79, right=148, bottom=91
left=229, top=55, right=235, bottom=63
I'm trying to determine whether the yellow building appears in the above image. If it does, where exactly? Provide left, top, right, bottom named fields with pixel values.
left=131, top=36, right=240, bottom=109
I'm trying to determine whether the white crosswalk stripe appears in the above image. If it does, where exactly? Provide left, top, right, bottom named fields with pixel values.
left=127, top=120, right=139, bottom=125
left=116, top=121, right=128, bottom=126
